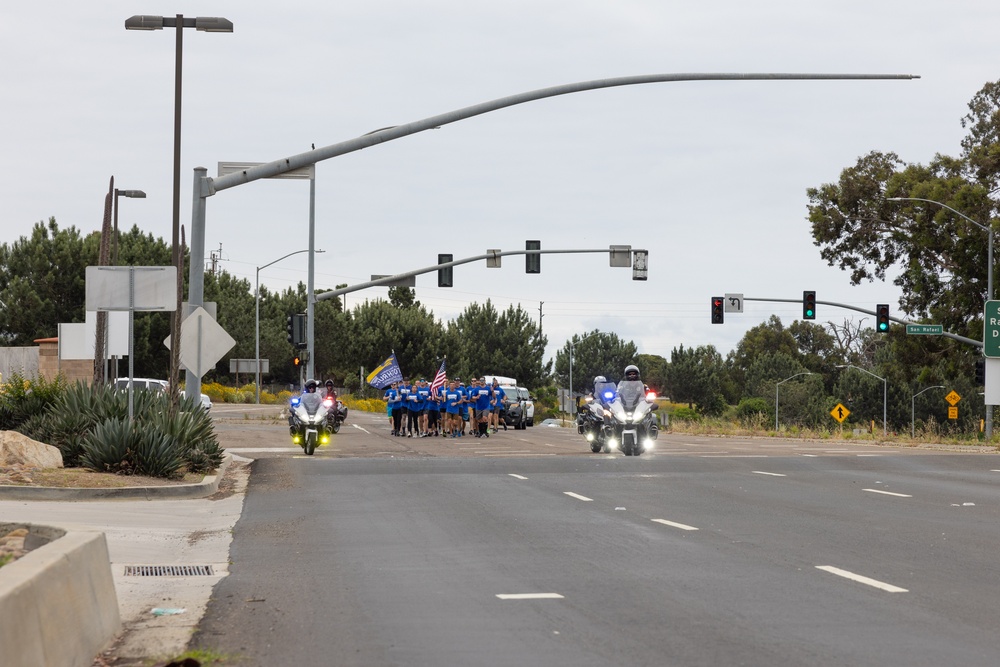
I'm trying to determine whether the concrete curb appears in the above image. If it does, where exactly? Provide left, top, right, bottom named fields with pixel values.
left=0, top=452, right=232, bottom=501
left=0, top=525, right=121, bottom=667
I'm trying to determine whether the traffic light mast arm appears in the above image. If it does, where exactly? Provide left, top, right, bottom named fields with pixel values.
left=315, top=247, right=637, bottom=301
left=742, top=296, right=984, bottom=349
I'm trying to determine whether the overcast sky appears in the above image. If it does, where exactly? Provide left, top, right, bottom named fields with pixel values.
left=2, top=1, right=997, bottom=369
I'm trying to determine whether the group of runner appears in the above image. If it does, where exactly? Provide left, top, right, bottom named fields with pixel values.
left=383, top=376, right=508, bottom=438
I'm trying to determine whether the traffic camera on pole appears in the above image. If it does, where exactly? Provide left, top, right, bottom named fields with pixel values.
left=876, top=304, right=890, bottom=332
left=803, top=291, right=816, bottom=320
left=711, top=297, right=724, bottom=324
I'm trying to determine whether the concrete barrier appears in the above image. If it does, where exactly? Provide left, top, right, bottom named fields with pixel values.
left=0, top=524, right=121, bottom=667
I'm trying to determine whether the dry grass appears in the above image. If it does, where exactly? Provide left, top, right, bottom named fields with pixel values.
left=1, top=468, right=204, bottom=489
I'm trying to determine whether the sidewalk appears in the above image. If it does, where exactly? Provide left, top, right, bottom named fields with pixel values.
left=0, top=453, right=252, bottom=665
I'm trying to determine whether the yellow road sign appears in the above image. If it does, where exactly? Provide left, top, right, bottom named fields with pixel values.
left=948, top=406, right=959, bottom=420
left=945, top=390, right=961, bottom=406
left=831, top=403, right=850, bottom=423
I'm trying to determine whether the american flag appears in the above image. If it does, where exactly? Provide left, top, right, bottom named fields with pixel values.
left=430, top=359, right=447, bottom=397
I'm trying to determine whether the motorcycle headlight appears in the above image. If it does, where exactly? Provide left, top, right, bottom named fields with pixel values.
left=606, top=439, right=618, bottom=450
left=585, top=433, right=594, bottom=442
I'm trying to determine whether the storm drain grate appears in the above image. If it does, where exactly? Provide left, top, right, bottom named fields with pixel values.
left=123, top=564, right=215, bottom=577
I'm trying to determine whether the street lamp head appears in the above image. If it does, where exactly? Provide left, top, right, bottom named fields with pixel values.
left=194, top=17, right=234, bottom=32
left=118, top=190, right=146, bottom=199
left=835, top=364, right=848, bottom=369
left=125, top=15, right=164, bottom=30
left=886, top=197, right=904, bottom=201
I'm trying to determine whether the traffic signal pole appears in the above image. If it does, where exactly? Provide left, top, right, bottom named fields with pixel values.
left=314, top=246, right=644, bottom=302
left=741, top=296, right=984, bottom=349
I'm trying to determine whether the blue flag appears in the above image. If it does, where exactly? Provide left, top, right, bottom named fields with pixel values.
left=366, top=353, right=403, bottom=389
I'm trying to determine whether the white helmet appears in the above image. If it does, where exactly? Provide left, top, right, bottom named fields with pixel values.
left=624, top=365, right=640, bottom=381
left=594, top=375, right=606, bottom=384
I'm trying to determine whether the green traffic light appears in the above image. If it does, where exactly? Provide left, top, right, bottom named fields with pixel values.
left=806, top=309, right=814, bottom=317
left=879, top=322, right=888, bottom=331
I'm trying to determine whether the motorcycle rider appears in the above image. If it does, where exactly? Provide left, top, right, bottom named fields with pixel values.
left=289, top=379, right=319, bottom=431
left=618, top=365, right=641, bottom=390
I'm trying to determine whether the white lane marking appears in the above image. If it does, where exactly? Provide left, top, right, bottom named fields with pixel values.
left=816, top=566, right=908, bottom=593
left=508, top=474, right=528, bottom=480
left=752, top=471, right=786, bottom=477
left=700, top=455, right=768, bottom=458
left=856, top=454, right=883, bottom=457
left=652, top=518, right=699, bottom=531
left=542, top=443, right=556, bottom=447
left=518, top=438, right=531, bottom=443
left=496, top=593, right=564, bottom=600
left=991, top=470, right=1000, bottom=473
left=478, top=450, right=531, bottom=454
left=801, top=454, right=818, bottom=457
left=564, top=491, right=593, bottom=502
left=485, top=453, right=556, bottom=457
left=352, top=424, right=370, bottom=434
left=863, top=488, right=912, bottom=498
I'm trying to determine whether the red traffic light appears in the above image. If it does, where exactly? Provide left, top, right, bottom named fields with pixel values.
left=711, top=297, right=724, bottom=324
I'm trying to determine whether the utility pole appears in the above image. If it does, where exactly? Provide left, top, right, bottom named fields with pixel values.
left=539, top=301, right=544, bottom=339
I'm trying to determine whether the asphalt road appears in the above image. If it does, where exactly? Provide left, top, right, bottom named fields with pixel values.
left=194, top=409, right=1000, bottom=666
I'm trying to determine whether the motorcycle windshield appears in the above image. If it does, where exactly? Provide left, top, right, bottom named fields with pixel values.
left=594, top=382, right=617, bottom=405
left=617, top=381, right=645, bottom=411
left=300, top=393, right=325, bottom=416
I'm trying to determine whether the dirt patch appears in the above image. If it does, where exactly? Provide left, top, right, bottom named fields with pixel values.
left=0, top=466, right=204, bottom=489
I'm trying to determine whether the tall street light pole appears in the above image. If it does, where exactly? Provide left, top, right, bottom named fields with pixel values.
left=887, top=196, right=994, bottom=438
left=125, top=14, right=233, bottom=408
left=836, top=364, right=887, bottom=436
left=911, top=385, right=945, bottom=438
left=569, top=331, right=601, bottom=417
left=774, top=372, right=813, bottom=432
left=255, top=249, right=324, bottom=404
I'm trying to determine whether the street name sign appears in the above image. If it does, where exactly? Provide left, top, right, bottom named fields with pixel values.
left=905, top=324, right=943, bottom=335
left=985, top=301, right=1000, bottom=358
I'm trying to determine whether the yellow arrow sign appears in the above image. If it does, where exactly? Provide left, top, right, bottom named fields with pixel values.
left=945, top=390, right=961, bottom=406
left=831, top=403, right=850, bottom=423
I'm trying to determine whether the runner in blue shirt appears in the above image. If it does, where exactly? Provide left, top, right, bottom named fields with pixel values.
left=490, top=380, right=507, bottom=433
left=443, top=380, right=462, bottom=437
left=384, top=382, right=400, bottom=436
left=397, top=379, right=412, bottom=437
left=416, top=380, right=431, bottom=437
left=473, top=377, right=493, bottom=438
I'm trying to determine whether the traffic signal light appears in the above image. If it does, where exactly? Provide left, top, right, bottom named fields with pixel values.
left=711, top=297, right=724, bottom=324
left=876, top=304, right=890, bottom=332
left=632, top=250, right=648, bottom=281
left=803, top=291, right=816, bottom=320
left=526, top=240, right=541, bottom=274
left=287, top=313, right=306, bottom=348
left=293, top=355, right=302, bottom=367
left=975, top=358, right=985, bottom=385
left=438, top=254, right=453, bottom=288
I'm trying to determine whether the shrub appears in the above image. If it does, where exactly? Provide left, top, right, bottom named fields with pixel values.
left=672, top=406, right=700, bottom=422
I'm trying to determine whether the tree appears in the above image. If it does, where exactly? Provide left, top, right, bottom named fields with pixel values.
left=388, top=286, right=419, bottom=309
left=445, top=300, right=549, bottom=387
left=349, top=298, right=444, bottom=385
left=0, top=219, right=99, bottom=345
left=552, top=331, right=636, bottom=396
left=727, top=316, right=799, bottom=390
left=807, top=79, right=1000, bottom=331
left=635, top=353, right=668, bottom=394
left=664, top=344, right=726, bottom=415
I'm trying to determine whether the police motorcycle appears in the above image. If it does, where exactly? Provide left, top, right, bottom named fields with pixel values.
left=288, top=379, right=334, bottom=455
left=328, top=399, right=349, bottom=433
left=602, top=365, right=659, bottom=456
left=578, top=378, right=617, bottom=453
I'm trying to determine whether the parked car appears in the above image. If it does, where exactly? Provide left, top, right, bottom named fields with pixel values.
left=199, top=393, right=212, bottom=412
left=113, top=378, right=169, bottom=392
